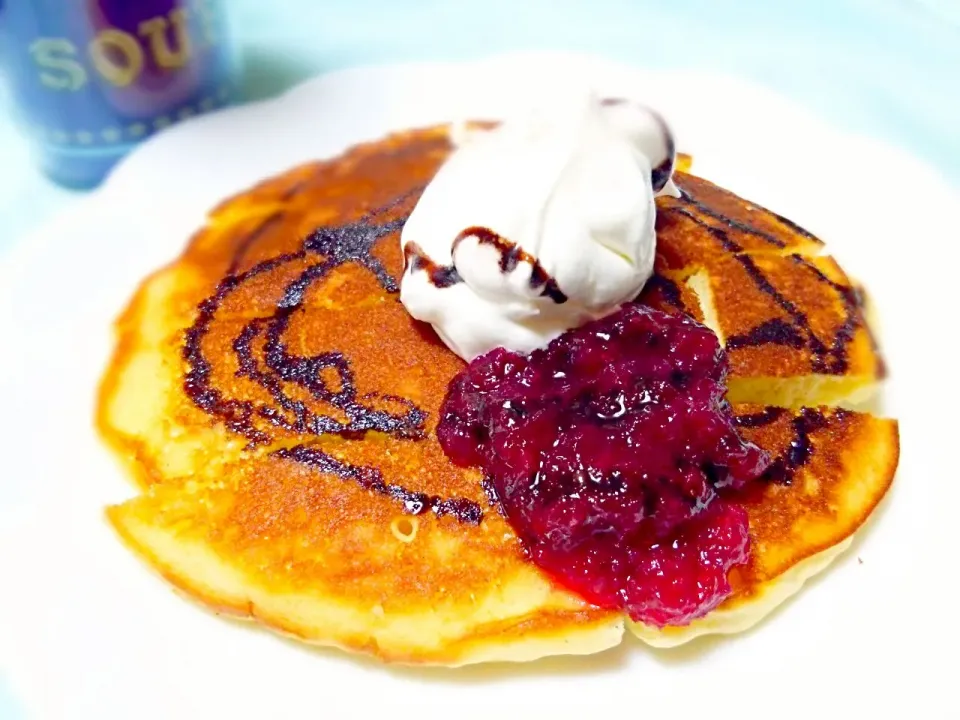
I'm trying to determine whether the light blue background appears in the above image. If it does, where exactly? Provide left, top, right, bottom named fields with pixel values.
left=0, top=0, right=957, bottom=715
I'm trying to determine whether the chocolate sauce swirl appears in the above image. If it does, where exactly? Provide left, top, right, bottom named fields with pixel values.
left=762, top=408, right=836, bottom=485
left=182, top=196, right=483, bottom=525
left=403, top=225, right=569, bottom=304
left=734, top=406, right=787, bottom=428
left=452, top=226, right=568, bottom=304
left=403, top=241, right=463, bottom=289
left=643, top=273, right=684, bottom=310
left=734, top=406, right=845, bottom=485
left=725, top=318, right=805, bottom=351
left=674, top=193, right=790, bottom=249
left=599, top=97, right=675, bottom=193
left=668, top=190, right=861, bottom=376
left=276, top=445, right=482, bottom=524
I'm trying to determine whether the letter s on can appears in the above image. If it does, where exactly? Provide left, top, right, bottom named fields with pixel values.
left=29, top=38, right=88, bottom=91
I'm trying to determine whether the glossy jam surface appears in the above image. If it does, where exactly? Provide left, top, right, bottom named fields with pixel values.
left=438, top=304, right=771, bottom=626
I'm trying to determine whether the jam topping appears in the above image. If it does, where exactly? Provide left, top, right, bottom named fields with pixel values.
left=438, top=304, right=771, bottom=626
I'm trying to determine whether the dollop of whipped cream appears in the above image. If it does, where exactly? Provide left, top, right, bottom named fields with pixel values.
left=399, top=89, right=678, bottom=361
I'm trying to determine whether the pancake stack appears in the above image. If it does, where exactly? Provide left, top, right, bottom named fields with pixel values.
left=97, top=127, right=898, bottom=664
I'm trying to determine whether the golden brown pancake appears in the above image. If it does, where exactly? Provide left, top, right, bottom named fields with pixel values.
left=98, top=126, right=898, bottom=665
left=640, top=173, right=886, bottom=408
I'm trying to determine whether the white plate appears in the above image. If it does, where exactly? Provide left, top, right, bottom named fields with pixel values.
left=1, top=52, right=958, bottom=720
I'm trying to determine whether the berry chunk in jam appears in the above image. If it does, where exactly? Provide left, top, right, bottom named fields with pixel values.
left=438, top=304, right=770, bottom=626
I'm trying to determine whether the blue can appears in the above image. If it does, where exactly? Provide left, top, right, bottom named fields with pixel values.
left=0, top=0, right=237, bottom=188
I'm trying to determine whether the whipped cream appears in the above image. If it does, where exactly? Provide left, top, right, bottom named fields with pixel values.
left=399, top=90, right=678, bottom=361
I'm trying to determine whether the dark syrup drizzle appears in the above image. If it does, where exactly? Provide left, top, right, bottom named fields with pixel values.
left=788, top=253, right=861, bottom=375
left=182, top=194, right=483, bottom=524
left=642, top=273, right=684, bottom=309
left=276, top=445, right=482, bottom=523
left=402, top=226, right=569, bottom=304
left=764, top=407, right=828, bottom=484
left=769, top=209, right=820, bottom=241
left=675, top=193, right=789, bottom=249
left=181, top=169, right=859, bottom=519
left=403, top=241, right=463, bottom=288
left=734, top=406, right=839, bottom=485
left=452, top=226, right=568, bottom=304
left=647, top=110, right=676, bottom=193
left=725, top=318, right=805, bottom=350
left=668, top=190, right=861, bottom=375
left=734, top=406, right=787, bottom=428
left=661, top=188, right=867, bottom=486
left=599, top=97, right=675, bottom=192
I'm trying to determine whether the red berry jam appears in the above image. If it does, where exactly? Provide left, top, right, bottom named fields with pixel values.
left=438, top=304, right=771, bottom=626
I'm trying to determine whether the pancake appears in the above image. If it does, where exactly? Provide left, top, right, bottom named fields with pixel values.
left=98, top=126, right=898, bottom=665
left=640, top=173, right=886, bottom=408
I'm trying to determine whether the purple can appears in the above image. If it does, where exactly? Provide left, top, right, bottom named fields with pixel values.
left=0, top=0, right=237, bottom=188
